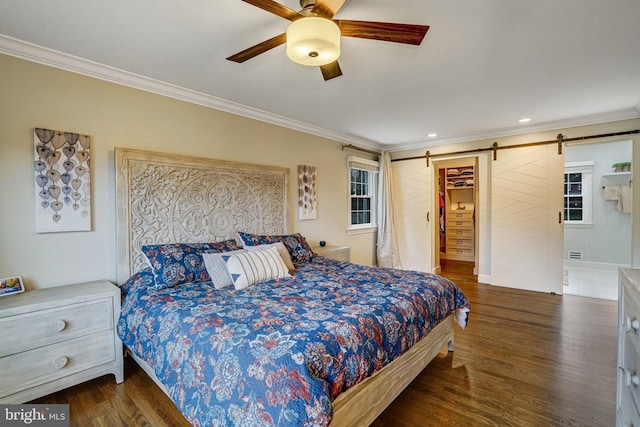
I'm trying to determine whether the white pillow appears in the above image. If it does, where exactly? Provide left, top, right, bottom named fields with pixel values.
left=245, top=241, right=295, bottom=271
left=202, top=250, right=246, bottom=289
left=223, top=246, right=291, bottom=290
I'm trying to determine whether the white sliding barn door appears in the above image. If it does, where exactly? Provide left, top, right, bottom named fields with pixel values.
left=392, top=158, right=433, bottom=272
left=491, top=144, right=564, bottom=293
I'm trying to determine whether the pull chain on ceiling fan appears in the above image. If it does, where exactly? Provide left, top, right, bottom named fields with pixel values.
left=226, top=0, right=429, bottom=81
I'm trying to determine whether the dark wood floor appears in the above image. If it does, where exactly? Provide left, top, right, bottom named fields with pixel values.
left=32, top=260, right=618, bottom=426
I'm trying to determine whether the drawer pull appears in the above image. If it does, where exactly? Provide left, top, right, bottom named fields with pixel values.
left=50, top=319, right=67, bottom=332
left=51, top=356, right=69, bottom=370
left=624, top=369, right=640, bottom=387
left=625, top=316, right=639, bottom=333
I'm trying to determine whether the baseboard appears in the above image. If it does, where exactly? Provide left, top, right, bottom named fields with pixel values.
left=478, top=274, right=491, bottom=284
left=563, top=259, right=630, bottom=270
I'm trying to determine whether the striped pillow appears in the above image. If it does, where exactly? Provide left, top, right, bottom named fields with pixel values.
left=223, top=246, right=290, bottom=290
left=244, top=242, right=295, bottom=271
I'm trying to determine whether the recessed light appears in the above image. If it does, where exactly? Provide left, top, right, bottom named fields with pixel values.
left=518, top=118, right=531, bottom=123
left=427, top=133, right=438, bottom=138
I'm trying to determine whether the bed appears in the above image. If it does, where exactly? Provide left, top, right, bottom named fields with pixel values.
left=114, top=148, right=470, bottom=426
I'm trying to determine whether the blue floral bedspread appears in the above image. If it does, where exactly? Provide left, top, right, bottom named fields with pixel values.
left=117, top=256, right=470, bottom=426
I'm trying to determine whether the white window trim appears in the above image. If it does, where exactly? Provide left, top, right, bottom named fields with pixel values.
left=564, top=161, right=593, bottom=227
left=347, top=225, right=377, bottom=235
left=347, top=156, right=379, bottom=233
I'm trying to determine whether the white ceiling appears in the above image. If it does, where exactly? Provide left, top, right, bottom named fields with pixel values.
left=1, top=0, right=640, bottom=152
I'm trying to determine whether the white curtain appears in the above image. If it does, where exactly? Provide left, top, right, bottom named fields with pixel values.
left=376, top=151, right=402, bottom=269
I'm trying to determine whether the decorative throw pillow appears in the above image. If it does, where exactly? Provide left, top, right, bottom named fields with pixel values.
left=245, top=241, right=295, bottom=271
left=223, top=246, right=291, bottom=290
left=141, top=239, right=241, bottom=290
left=202, top=249, right=246, bottom=289
left=237, top=232, right=314, bottom=267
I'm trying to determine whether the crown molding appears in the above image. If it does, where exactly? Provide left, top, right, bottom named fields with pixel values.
left=390, top=108, right=640, bottom=153
left=2, top=34, right=638, bottom=156
left=0, top=34, right=381, bottom=152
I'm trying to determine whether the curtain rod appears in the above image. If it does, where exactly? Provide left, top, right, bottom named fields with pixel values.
left=341, top=144, right=381, bottom=157
left=391, top=129, right=640, bottom=166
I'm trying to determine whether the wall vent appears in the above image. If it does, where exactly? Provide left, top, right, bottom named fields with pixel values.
left=568, top=251, right=583, bottom=260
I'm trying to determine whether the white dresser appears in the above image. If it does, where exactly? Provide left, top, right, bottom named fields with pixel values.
left=618, top=268, right=640, bottom=426
left=312, top=245, right=351, bottom=262
left=0, top=280, right=123, bottom=403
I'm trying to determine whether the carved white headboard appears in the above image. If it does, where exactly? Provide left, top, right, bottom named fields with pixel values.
left=115, top=148, right=290, bottom=284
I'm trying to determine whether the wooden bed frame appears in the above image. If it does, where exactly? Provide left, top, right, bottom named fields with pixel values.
left=115, top=147, right=455, bottom=426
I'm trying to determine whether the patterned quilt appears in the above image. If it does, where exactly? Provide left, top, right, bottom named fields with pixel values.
left=117, top=256, right=470, bottom=426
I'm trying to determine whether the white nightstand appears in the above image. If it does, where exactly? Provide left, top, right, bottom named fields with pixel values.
left=0, top=280, right=123, bottom=403
left=312, top=245, right=351, bottom=262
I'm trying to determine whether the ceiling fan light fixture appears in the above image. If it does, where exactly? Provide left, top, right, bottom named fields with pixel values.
left=286, top=17, right=341, bottom=66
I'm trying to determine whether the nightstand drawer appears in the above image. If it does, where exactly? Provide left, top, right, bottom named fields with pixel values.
left=0, top=300, right=112, bottom=357
left=0, top=330, right=115, bottom=399
left=618, top=387, right=640, bottom=427
left=623, top=331, right=640, bottom=411
left=618, top=364, right=640, bottom=426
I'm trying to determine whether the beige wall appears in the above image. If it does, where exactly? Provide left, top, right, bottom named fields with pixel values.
left=0, top=54, right=376, bottom=289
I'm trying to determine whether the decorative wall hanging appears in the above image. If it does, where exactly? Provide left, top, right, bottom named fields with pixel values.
left=34, top=128, right=91, bottom=233
left=298, top=165, right=317, bottom=220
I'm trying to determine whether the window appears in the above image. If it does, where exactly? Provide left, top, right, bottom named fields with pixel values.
left=564, top=161, right=593, bottom=225
left=348, top=156, right=379, bottom=232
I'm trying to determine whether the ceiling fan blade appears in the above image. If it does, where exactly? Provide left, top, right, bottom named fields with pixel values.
left=226, top=33, right=287, bottom=63
left=320, top=61, right=342, bottom=80
left=312, top=0, right=347, bottom=18
left=337, top=20, right=429, bottom=45
left=241, top=0, right=301, bottom=21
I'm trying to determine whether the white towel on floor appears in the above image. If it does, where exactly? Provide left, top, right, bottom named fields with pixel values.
left=603, top=186, right=619, bottom=201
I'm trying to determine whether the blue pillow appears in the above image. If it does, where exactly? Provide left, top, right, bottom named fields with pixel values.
left=141, top=240, right=240, bottom=289
left=120, top=267, right=156, bottom=296
left=237, top=232, right=314, bottom=267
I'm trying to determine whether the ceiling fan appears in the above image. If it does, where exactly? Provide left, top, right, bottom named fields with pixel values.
left=226, top=0, right=429, bottom=81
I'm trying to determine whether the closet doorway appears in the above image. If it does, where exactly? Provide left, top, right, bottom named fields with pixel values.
left=434, top=158, right=478, bottom=276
